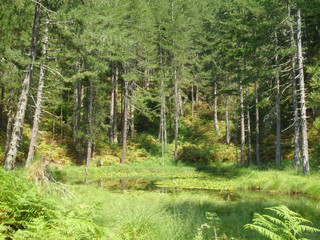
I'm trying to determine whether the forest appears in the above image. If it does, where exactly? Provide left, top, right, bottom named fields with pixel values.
left=1, top=0, right=320, bottom=239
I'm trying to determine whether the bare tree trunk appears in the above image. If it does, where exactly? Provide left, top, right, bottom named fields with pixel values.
left=169, top=93, right=172, bottom=139
left=191, top=84, right=194, bottom=119
left=240, top=83, right=245, bottom=166
left=196, top=81, right=199, bottom=117
left=225, top=95, right=230, bottom=145
left=65, top=94, right=69, bottom=140
left=275, top=31, right=281, bottom=166
left=109, top=68, right=114, bottom=144
left=214, top=81, right=220, bottom=135
left=86, top=80, right=93, bottom=175
left=26, top=12, right=49, bottom=167
left=75, top=80, right=82, bottom=164
left=246, top=86, right=252, bottom=165
left=5, top=100, right=13, bottom=159
left=297, top=9, right=309, bottom=174
left=225, top=77, right=230, bottom=145
left=121, top=65, right=129, bottom=165
left=179, top=89, right=184, bottom=117
left=255, top=76, right=261, bottom=166
left=289, top=5, right=301, bottom=170
left=0, top=85, right=4, bottom=131
left=130, top=84, right=135, bottom=140
left=174, top=67, right=179, bottom=161
left=5, top=3, right=41, bottom=170
left=92, top=128, right=96, bottom=160
left=238, top=59, right=245, bottom=166
left=160, top=45, right=167, bottom=164
left=73, top=85, right=78, bottom=142
left=120, top=77, right=123, bottom=145
left=60, top=90, right=63, bottom=147
left=113, top=65, right=119, bottom=144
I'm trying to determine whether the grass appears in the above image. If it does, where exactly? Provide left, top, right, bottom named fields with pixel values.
left=60, top=179, right=320, bottom=240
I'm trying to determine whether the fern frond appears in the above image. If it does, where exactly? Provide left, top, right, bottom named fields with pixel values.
left=295, top=224, right=320, bottom=234
left=245, top=223, right=283, bottom=240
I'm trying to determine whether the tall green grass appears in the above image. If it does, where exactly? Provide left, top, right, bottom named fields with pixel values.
left=69, top=183, right=320, bottom=239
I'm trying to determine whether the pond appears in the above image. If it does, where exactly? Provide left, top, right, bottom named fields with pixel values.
left=83, top=177, right=241, bottom=201
left=55, top=169, right=320, bottom=239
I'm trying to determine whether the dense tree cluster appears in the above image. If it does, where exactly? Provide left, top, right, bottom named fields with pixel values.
left=1, top=0, right=319, bottom=174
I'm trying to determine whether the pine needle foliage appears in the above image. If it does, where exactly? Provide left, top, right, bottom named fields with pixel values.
left=245, top=205, right=320, bottom=240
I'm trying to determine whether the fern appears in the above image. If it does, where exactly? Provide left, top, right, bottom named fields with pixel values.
left=245, top=205, right=320, bottom=240
left=0, top=168, right=107, bottom=239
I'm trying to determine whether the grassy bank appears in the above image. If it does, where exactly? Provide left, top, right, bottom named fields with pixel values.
left=2, top=161, right=320, bottom=239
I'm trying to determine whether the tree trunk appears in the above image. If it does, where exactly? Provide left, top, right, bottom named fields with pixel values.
left=174, top=67, right=179, bottom=161
left=169, top=93, right=172, bottom=139
left=214, top=81, right=220, bottom=135
left=255, top=76, right=261, bottom=166
left=109, top=67, right=114, bottom=144
left=92, top=128, right=96, bottom=160
left=5, top=3, right=41, bottom=170
left=289, top=4, right=301, bottom=170
left=246, top=86, right=252, bottom=165
left=160, top=45, right=167, bottom=164
left=86, top=80, right=93, bottom=175
left=130, top=84, right=135, bottom=140
left=240, top=83, right=245, bottom=166
left=179, top=89, right=184, bottom=117
left=225, top=77, right=230, bottom=145
left=297, top=9, right=309, bottom=174
left=191, top=84, right=194, bottom=119
left=120, top=77, right=123, bottom=145
left=26, top=12, right=49, bottom=167
left=225, top=95, right=230, bottom=145
left=275, top=31, right=281, bottom=166
left=5, top=100, right=13, bottom=159
left=196, top=81, right=199, bottom=117
left=0, top=85, right=5, bottom=131
left=121, top=65, right=129, bottom=165
left=113, top=65, right=119, bottom=144
left=75, top=80, right=82, bottom=164
left=238, top=59, right=245, bottom=166
left=60, top=90, right=63, bottom=147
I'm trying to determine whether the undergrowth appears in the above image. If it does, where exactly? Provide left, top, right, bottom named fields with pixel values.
left=0, top=168, right=106, bottom=239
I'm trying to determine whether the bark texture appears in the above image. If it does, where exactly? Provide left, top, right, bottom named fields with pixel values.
left=297, top=9, right=309, bottom=174
left=255, top=77, right=261, bottom=166
left=5, top=3, right=41, bottom=170
left=214, top=82, right=220, bottom=135
left=246, top=86, right=252, bottom=165
left=289, top=5, right=301, bottom=170
left=121, top=65, right=129, bottom=165
left=275, top=31, right=281, bottom=165
left=174, top=67, right=179, bottom=161
left=26, top=12, right=49, bottom=166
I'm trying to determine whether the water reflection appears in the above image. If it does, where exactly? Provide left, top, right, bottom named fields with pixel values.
left=87, top=177, right=240, bottom=201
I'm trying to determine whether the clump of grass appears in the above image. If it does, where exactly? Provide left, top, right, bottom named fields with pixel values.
left=237, top=169, right=320, bottom=197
